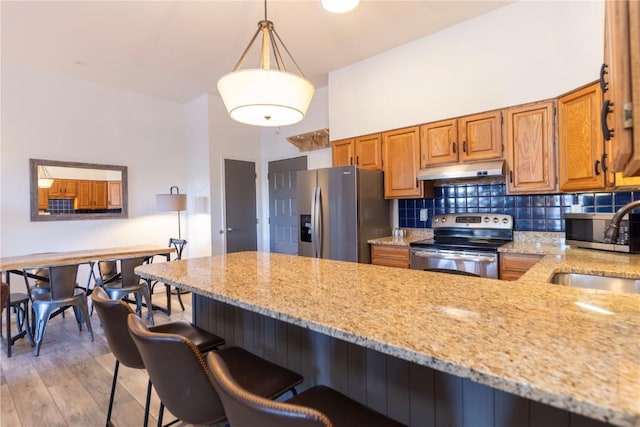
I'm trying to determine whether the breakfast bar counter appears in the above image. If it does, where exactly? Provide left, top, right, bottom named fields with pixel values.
left=136, top=251, right=640, bottom=427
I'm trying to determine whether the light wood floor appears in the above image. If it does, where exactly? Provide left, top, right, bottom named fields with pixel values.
left=1, top=291, right=196, bottom=427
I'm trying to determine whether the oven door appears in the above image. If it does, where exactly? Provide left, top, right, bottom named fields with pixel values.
left=410, top=247, right=498, bottom=278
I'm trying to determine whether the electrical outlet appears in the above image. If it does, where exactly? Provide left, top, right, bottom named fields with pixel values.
left=419, top=209, right=428, bottom=222
left=570, top=204, right=583, bottom=213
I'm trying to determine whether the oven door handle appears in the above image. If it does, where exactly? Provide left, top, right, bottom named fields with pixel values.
left=412, top=251, right=495, bottom=263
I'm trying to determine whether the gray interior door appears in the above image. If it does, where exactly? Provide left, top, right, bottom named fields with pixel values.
left=268, top=156, right=307, bottom=254
left=224, top=159, right=257, bottom=253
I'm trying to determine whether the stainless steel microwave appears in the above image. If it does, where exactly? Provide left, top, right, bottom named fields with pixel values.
left=565, top=212, right=640, bottom=253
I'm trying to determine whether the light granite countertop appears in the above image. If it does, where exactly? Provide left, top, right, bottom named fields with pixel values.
left=136, top=251, right=640, bottom=427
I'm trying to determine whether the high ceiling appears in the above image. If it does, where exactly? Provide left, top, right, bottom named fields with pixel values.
left=1, top=1, right=510, bottom=103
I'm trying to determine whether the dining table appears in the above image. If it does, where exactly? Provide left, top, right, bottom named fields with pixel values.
left=0, top=244, right=175, bottom=357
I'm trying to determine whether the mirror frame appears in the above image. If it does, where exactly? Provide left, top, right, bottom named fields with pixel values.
left=30, top=158, right=129, bottom=221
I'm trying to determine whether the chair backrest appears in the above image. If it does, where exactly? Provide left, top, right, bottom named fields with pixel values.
left=127, top=314, right=226, bottom=425
left=98, top=261, right=119, bottom=284
left=206, top=352, right=331, bottom=427
left=119, top=257, right=146, bottom=287
left=92, top=287, right=144, bottom=368
left=0, top=282, right=9, bottom=313
left=27, top=264, right=79, bottom=300
left=168, top=238, right=187, bottom=260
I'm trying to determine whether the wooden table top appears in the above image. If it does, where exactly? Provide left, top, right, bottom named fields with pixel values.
left=0, top=245, right=174, bottom=271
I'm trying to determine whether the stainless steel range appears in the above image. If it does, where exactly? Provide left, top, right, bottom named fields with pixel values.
left=410, top=213, right=514, bottom=278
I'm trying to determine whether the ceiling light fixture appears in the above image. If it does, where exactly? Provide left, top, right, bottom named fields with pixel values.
left=322, top=0, right=360, bottom=14
left=38, top=165, right=54, bottom=189
left=217, top=0, right=315, bottom=127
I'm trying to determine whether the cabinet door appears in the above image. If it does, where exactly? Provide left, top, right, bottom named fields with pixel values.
left=458, top=110, right=503, bottom=162
left=355, top=133, right=383, bottom=170
left=38, top=188, right=49, bottom=210
left=558, top=83, right=606, bottom=191
left=93, top=181, right=108, bottom=209
left=108, top=181, right=123, bottom=208
left=382, top=126, right=423, bottom=198
left=420, top=119, right=458, bottom=167
left=505, top=101, right=557, bottom=194
left=371, top=245, right=410, bottom=269
left=332, top=139, right=354, bottom=167
left=63, top=180, right=77, bottom=196
left=76, top=180, right=92, bottom=209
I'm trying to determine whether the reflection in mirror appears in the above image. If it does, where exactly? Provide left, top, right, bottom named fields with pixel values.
left=30, top=159, right=128, bottom=221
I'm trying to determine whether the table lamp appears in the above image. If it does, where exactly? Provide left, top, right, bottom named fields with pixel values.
left=156, top=186, right=187, bottom=239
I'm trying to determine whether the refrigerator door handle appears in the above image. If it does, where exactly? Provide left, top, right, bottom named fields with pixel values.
left=316, top=185, right=323, bottom=258
left=310, top=185, right=318, bottom=257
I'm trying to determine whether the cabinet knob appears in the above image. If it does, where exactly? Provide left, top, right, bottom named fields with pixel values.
left=462, top=141, right=467, bottom=153
left=452, top=142, right=456, bottom=154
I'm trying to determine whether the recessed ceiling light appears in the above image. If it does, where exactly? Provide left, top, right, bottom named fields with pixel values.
left=72, top=60, right=87, bottom=66
left=322, top=0, right=360, bottom=14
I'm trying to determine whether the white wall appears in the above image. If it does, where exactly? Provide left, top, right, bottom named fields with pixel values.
left=184, top=95, right=212, bottom=258
left=1, top=63, right=187, bottom=284
left=328, top=0, right=605, bottom=139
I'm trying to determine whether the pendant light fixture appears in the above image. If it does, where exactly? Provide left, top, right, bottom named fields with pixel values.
left=217, top=0, right=315, bottom=127
left=322, top=0, right=360, bottom=14
left=38, top=165, right=54, bottom=189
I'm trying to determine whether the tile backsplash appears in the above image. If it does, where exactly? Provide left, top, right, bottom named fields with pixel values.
left=48, top=199, right=74, bottom=214
left=398, top=183, right=640, bottom=232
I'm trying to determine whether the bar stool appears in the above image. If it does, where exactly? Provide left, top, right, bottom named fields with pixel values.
left=1, top=282, right=35, bottom=357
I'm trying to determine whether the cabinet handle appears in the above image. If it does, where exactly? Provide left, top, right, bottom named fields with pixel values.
left=595, top=160, right=601, bottom=175
left=452, top=142, right=456, bottom=154
left=509, top=170, right=513, bottom=183
left=601, top=153, right=608, bottom=173
left=349, top=157, right=353, bottom=165
left=601, top=99, right=614, bottom=141
left=356, top=156, right=359, bottom=165
left=599, top=63, right=609, bottom=93
left=462, top=141, right=467, bottom=153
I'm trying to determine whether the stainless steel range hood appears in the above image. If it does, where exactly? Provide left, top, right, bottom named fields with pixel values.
left=417, top=160, right=505, bottom=181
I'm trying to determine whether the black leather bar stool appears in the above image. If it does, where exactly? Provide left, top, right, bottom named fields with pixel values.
left=127, top=314, right=303, bottom=427
left=207, top=351, right=406, bottom=427
left=92, top=286, right=225, bottom=427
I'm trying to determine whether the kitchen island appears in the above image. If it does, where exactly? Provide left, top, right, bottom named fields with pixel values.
left=136, top=251, right=640, bottom=427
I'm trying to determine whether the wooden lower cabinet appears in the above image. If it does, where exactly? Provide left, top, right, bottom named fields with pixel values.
left=370, top=244, right=410, bottom=269
left=499, top=253, right=543, bottom=281
left=38, top=187, right=49, bottom=210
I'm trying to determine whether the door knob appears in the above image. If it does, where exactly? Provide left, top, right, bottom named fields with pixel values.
left=227, top=228, right=234, bottom=232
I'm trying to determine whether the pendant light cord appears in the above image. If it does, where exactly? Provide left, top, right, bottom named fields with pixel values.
left=264, top=0, right=267, bottom=20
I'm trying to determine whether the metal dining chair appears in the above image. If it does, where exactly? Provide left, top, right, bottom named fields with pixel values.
left=23, top=263, right=93, bottom=356
left=98, top=256, right=155, bottom=325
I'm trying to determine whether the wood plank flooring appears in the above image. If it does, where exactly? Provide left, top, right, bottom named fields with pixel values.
left=1, top=291, right=197, bottom=427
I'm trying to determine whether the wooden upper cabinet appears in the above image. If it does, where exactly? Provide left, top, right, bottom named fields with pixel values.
left=38, top=187, right=49, bottom=210
left=108, top=181, right=123, bottom=209
left=48, top=179, right=77, bottom=197
left=77, top=180, right=108, bottom=210
left=420, top=119, right=458, bottom=167
left=382, top=126, right=423, bottom=198
left=355, top=133, right=383, bottom=170
left=332, top=139, right=355, bottom=167
left=332, top=134, right=383, bottom=170
left=603, top=0, right=640, bottom=178
left=458, top=110, right=504, bottom=162
left=505, top=100, right=557, bottom=194
left=558, top=82, right=606, bottom=192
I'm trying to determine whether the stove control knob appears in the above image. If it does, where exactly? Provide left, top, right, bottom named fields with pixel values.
left=502, top=218, right=509, bottom=224
left=493, top=217, right=499, bottom=223
left=433, top=217, right=439, bottom=224
left=441, top=217, right=447, bottom=223
left=483, top=217, right=490, bottom=223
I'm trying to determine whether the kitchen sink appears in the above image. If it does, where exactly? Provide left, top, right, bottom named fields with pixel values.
left=550, top=272, right=640, bottom=294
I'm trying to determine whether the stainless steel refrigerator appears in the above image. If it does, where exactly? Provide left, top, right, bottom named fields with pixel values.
left=297, top=165, right=390, bottom=263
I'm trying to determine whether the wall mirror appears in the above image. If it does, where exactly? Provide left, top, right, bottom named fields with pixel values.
left=30, top=158, right=128, bottom=221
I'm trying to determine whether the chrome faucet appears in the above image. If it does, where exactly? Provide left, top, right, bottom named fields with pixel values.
left=603, top=199, right=640, bottom=243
